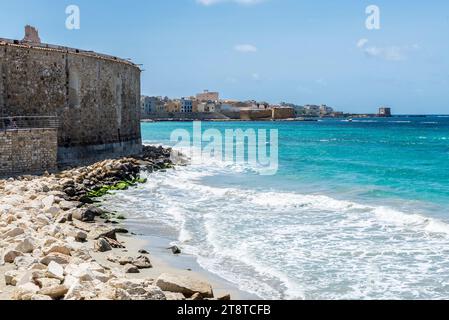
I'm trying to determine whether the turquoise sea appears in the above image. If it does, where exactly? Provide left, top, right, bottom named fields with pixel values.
left=104, top=116, right=449, bottom=299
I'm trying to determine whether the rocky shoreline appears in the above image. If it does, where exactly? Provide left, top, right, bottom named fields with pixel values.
left=0, top=146, right=230, bottom=301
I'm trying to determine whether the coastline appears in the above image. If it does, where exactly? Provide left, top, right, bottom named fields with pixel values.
left=0, top=145, right=237, bottom=300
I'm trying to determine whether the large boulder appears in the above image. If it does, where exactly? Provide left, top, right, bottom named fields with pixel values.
left=132, top=255, right=152, bottom=269
left=14, top=256, right=38, bottom=270
left=155, top=273, right=214, bottom=298
left=15, top=238, right=36, bottom=254
left=3, top=249, right=23, bottom=263
left=39, top=285, right=69, bottom=299
left=35, top=278, right=61, bottom=289
left=47, top=261, right=65, bottom=280
left=40, top=253, right=71, bottom=266
left=108, top=278, right=166, bottom=300
left=5, top=270, right=24, bottom=286
left=43, top=244, right=72, bottom=257
left=72, top=208, right=96, bottom=222
left=94, top=238, right=112, bottom=252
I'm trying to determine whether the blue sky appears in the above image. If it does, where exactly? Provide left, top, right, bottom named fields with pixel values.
left=0, top=0, right=448, bottom=114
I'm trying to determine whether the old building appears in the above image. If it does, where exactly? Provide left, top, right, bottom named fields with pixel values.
left=196, top=90, right=219, bottom=102
left=378, top=107, right=392, bottom=117
left=180, top=98, right=193, bottom=113
left=0, top=26, right=142, bottom=174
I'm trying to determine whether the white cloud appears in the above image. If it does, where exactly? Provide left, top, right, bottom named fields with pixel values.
left=357, top=38, right=369, bottom=48
left=364, top=46, right=405, bottom=61
left=197, top=0, right=264, bottom=5
left=234, top=44, right=258, bottom=53
left=252, top=73, right=260, bottom=80
left=356, top=38, right=418, bottom=62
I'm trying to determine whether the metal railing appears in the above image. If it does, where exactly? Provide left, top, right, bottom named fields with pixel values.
left=0, top=116, right=60, bottom=131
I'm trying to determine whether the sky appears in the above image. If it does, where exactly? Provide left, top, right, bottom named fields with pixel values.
left=0, top=0, right=448, bottom=114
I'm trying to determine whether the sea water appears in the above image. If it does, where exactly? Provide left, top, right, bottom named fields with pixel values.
left=103, top=116, right=449, bottom=299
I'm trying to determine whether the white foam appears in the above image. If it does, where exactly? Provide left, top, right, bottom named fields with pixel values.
left=102, top=145, right=449, bottom=299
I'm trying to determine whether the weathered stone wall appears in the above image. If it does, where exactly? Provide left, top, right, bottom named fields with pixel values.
left=272, top=107, right=295, bottom=120
left=0, top=40, right=142, bottom=167
left=240, top=109, right=273, bottom=121
left=0, top=129, right=57, bottom=175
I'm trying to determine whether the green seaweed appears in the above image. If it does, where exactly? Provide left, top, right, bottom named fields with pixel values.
left=87, top=177, right=148, bottom=199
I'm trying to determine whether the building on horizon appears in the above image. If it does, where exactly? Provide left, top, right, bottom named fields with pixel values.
left=378, top=107, right=392, bottom=117
left=196, top=90, right=219, bottom=102
left=180, top=98, right=193, bottom=113
left=320, top=105, right=334, bottom=116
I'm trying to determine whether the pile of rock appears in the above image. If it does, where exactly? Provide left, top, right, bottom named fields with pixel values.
left=59, top=145, right=180, bottom=204
left=0, top=146, right=226, bottom=301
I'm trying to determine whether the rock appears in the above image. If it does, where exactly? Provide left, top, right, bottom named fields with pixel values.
left=138, top=249, right=149, bottom=254
left=155, top=273, right=214, bottom=298
left=108, top=278, right=166, bottom=300
left=39, top=285, right=69, bottom=299
left=118, top=256, right=134, bottom=266
left=47, top=261, right=65, bottom=280
left=71, top=248, right=92, bottom=261
left=3, top=249, right=23, bottom=263
left=106, top=254, right=119, bottom=263
left=94, top=238, right=112, bottom=252
left=64, top=282, right=96, bottom=300
left=113, top=288, right=132, bottom=300
left=41, top=195, right=55, bottom=208
left=40, top=252, right=71, bottom=266
left=5, top=270, right=23, bottom=286
left=103, top=237, right=125, bottom=249
left=30, top=263, right=47, bottom=270
left=44, top=244, right=72, bottom=256
left=89, top=227, right=120, bottom=241
left=190, top=292, right=203, bottom=300
left=124, top=264, right=140, bottom=274
left=36, top=278, right=61, bottom=289
left=169, top=246, right=182, bottom=255
left=4, top=227, right=24, bottom=238
left=13, top=282, right=40, bottom=300
left=85, top=206, right=105, bottom=217
left=16, top=271, right=35, bottom=287
left=92, top=271, right=112, bottom=283
left=31, top=294, right=53, bottom=300
left=14, top=256, right=38, bottom=270
left=132, top=255, right=152, bottom=269
left=74, top=231, right=87, bottom=242
left=46, top=206, right=60, bottom=217
left=72, top=208, right=96, bottom=222
left=15, top=237, right=36, bottom=254
left=217, top=293, right=231, bottom=301
left=59, top=201, right=79, bottom=211
left=164, top=292, right=186, bottom=300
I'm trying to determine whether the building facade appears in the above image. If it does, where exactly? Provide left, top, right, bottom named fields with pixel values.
left=196, top=90, right=219, bottom=102
left=180, top=98, right=193, bottom=113
left=378, top=107, right=392, bottom=117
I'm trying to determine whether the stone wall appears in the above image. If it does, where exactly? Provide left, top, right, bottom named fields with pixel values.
left=272, top=107, right=295, bottom=120
left=0, top=39, right=142, bottom=167
left=240, top=109, right=273, bottom=121
left=0, top=129, right=57, bottom=175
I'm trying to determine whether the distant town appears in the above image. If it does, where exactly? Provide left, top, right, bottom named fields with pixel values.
left=141, top=90, right=392, bottom=121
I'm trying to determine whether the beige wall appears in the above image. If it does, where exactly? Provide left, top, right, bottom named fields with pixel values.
left=196, top=92, right=219, bottom=102
left=0, top=129, right=57, bottom=175
left=272, top=107, right=295, bottom=119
